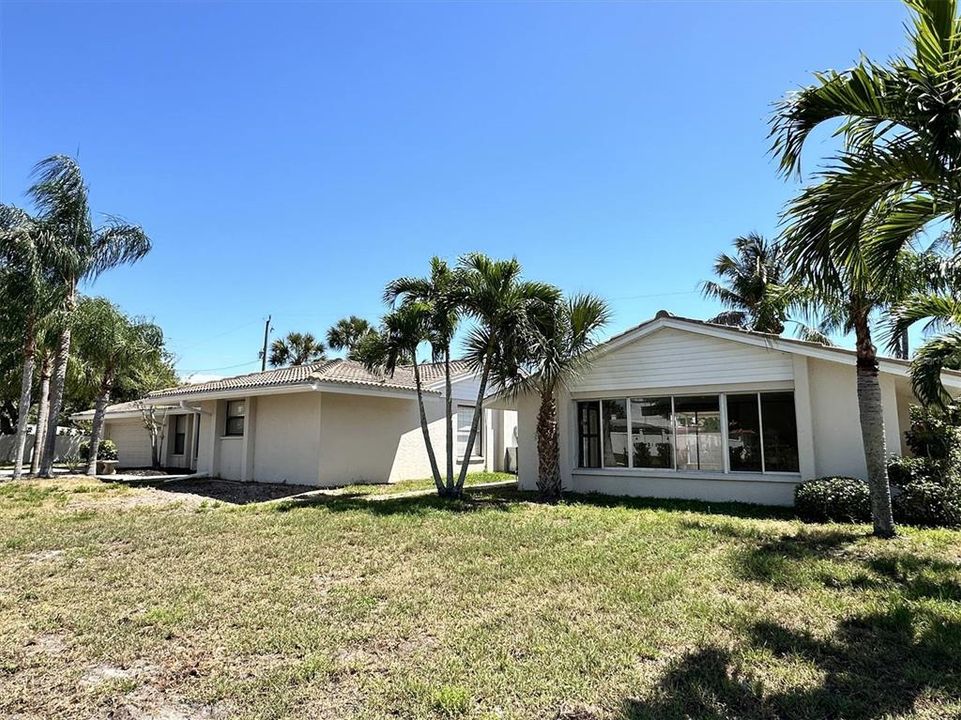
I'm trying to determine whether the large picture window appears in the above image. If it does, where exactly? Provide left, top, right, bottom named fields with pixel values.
left=630, top=397, right=673, bottom=468
left=602, top=399, right=629, bottom=468
left=576, top=391, right=800, bottom=475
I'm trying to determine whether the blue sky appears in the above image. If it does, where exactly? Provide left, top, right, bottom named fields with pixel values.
left=1, top=1, right=910, bottom=380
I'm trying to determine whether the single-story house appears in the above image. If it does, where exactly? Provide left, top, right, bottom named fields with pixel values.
left=488, top=311, right=961, bottom=506
left=73, top=359, right=517, bottom=485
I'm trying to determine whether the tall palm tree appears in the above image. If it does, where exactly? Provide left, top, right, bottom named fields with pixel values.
left=264, top=332, right=326, bottom=367
left=0, top=205, right=64, bottom=479
left=70, top=297, right=164, bottom=474
left=499, top=293, right=610, bottom=503
left=771, top=0, right=961, bottom=411
left=27, top=156, right=151, bottom=477
left=361, top=302, right=445, bottom=494
left=384, top=257, right=467, bottom=489
left=456, top=253, right=560, bottom=495
left=326, top=316, right=376, bottom=358
left=768, top=0, right=961, bottom=537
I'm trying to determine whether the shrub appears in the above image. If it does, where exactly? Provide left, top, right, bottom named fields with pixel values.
left=79, top=439, right=118, bottom=462
left=794, top=476, right=871, bottom=523
left=893, top=476, right=961, bottom=528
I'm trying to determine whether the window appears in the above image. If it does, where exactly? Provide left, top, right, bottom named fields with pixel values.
left=760, top=392, right=800, bottom=472
left=630, top=397, right=673, bottom=468
left=173, top=415, right=186, bottom=455
left=674, top=395, right=723, bottom=471
left=577, top=402, right=601, bottom=468
left=726, top=394, right=762, bottom=472
left=575, top=391, right=800, bottom=476
left=225, top=400, right=245, bottom=436
left=602, top=399, right=629, bottom=467
left=457, top=405, right=482, bottom=458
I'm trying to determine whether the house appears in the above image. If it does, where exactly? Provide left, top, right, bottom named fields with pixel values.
left=488, top=311, right=961, bottom=506
left=73, top=359, right=518, bottom=485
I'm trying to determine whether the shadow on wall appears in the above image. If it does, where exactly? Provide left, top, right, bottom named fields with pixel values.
left=625, top=530, right=961, bottom=720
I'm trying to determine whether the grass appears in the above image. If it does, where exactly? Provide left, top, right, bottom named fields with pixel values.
left=331, top=471, right=515, bottom=497
left=1, top=477, right=959, bottom=719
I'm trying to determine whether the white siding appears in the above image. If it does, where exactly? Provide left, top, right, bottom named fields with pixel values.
left=575, top=327, right=794, bottom=394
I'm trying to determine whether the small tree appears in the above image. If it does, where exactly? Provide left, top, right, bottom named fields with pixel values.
left=137, top=401, right=170, bottom=470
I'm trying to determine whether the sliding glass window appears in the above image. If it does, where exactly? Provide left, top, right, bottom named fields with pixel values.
left=726, top=394, right=762, bottom=472
left=674, top=395, right=723, bottom=471
left=760, top=392, right=800, bottom=472
left=602, top=399, right=629, bottom=468
left=630, top=397, right=674, bottom=468
left=577, top=402, right=601, bottom=468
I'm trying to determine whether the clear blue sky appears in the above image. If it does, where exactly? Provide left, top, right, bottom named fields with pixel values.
left=1, top=1, right=911, bottom=381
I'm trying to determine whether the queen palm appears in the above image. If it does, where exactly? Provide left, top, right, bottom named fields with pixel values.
left=265, top=332, right=326, bottom=367
left=500, top=293, right=610, bottom=503
left=455, top=253, right=560, bottom=496
left=29, top=156, right=151, bottom=477
left=771, top=0, right=961, bottom=409
left=326, top=316, right=375, bottom=358
left=768, top=0, right=961, bottom=536
left=70, top=297, right=164, bottom=475
left=0, top=205, right=65, bottom=479
left=384, top=257, right=467, bottom=489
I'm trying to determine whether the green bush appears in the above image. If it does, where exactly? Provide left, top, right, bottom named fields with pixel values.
left=893, top=476, right=961, bottom=528
left=794, top=476, right=871, bottom=523
left=79, top=438, right=118, bottom=462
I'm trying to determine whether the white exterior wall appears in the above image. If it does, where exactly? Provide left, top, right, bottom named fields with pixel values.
left=515, top=326, right=911, bottom=507
left=252, top=393, right=322, bottom=485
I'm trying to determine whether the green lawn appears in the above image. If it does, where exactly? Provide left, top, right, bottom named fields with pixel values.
left=1, top=478, right=959, bottom=720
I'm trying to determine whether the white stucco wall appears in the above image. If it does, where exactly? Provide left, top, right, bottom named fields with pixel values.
left=252, top=393, right=322, bottom=485
left=807, top=358, right=867, bottom=479
left=219, top=437, right=244, bottom=480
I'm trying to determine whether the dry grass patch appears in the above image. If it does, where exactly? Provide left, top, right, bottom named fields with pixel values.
left=1, top=477, right=959, bottom=719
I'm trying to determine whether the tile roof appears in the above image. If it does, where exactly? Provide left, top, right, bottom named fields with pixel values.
left=71, top=399, right=180, bottom=420
left=147, top=358, right=476, bottom=400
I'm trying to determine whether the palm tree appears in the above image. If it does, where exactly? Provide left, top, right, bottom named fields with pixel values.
left=500, top=293, right=610, bottom=503
left=27, top=156, right=151, bottom=477
left=361, top=302, right=445, bottom=494
left=0, top=205, right=63, bottom=480
left=701, top=233, right=791, bottom=333
left=384, top=258, right=467, bottom=489
left=770, top=0, right=961, bottom=410
left=456, top=253, right=560, bottom=495
left=768, top=0, right=961, bottom=537
left=70, top=297, right=164, bottom=474
left=264, top=332, right=326, bottom=367
left=326, top=316, right=376, bottom=358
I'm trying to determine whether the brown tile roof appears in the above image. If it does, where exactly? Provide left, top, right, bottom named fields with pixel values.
left=147, top=358, right=476, bottom=400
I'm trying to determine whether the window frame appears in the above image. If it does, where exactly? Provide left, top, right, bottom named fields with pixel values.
left=575, top=390, right=801, bottom=476
left=224, top=400, right=246, bottom=437
left=173, top=414, right=187, bottom=455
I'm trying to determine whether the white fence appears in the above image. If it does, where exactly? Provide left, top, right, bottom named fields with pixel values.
left=0, top=432, right=86, bottom=465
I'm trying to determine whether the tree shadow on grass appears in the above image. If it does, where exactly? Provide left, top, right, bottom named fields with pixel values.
left=147, top=479, right=317, bottom=505
left=625, top=605, right=961, bottom=720
left=562, top=491, right=796, bottom=522
left=270, top=487, right=522, bottom=516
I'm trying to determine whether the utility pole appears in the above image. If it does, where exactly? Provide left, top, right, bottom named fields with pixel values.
left=261, top=315, right=272, bottom=371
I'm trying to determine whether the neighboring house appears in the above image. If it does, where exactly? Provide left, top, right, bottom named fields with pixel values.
left=73, top=359, right=517, bottom=486
left=488, top=311, right=961, bottom=506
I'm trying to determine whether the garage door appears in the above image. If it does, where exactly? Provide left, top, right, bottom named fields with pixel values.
left=106, top=419, right=155, bottom=468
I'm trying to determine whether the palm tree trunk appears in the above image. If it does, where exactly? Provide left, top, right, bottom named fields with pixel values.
left=455, top=356, right=492, bottom=493
left=853, top=307, right=896, bottom=538
left=29, top=353, right=51, bottom=475
left=85, top=380, right=112, bottom=476
left=444, top=348, right=454, bottom=493
left=412, top=360, right=444, bottom=494
left=536, top=386, right=561, bottom=502
left=40, top=293, right=74, bottom=477
left=10, top=319, right=37, bottom=481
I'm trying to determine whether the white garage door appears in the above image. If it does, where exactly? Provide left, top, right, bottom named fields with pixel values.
left=106, top=419, right=154, bottom=468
